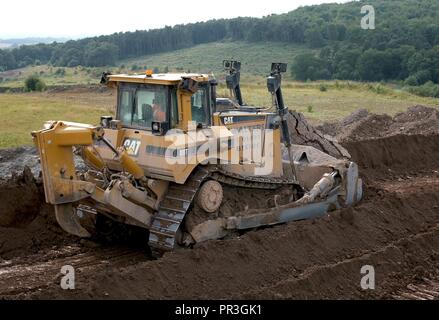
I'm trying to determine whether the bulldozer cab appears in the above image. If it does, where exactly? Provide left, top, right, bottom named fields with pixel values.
left=94, top=72, right=235, bottom=184
left=103, top=72, right=214, bottom=133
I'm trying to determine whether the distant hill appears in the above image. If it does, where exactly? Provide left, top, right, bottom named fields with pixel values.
left=0, top=37, right=69, bottom=49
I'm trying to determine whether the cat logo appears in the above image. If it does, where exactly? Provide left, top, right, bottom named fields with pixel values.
left=123, top=138, right=141, bottom=156
left=223, top=116, right=234, bottom=125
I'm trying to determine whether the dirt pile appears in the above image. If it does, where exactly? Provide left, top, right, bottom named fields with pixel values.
left=317, top=105, right=439, bottom=143
left=345, top=134, right=439, bottom=180
left=0, top=204, right=77, bottom=260
left=315, top=105, right=439, bottom=182
left=0, top=167, right=76, bottom=259
left=317, top=108, right=370, bottom=138
left=0, top=167, right=41, bottom=228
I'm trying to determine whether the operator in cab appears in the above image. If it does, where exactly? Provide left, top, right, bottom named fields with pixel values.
left=152, top=98, right=166, bottom=122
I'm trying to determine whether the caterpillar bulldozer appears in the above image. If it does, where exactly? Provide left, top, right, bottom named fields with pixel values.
left=31, top=61, right=362, bottom=252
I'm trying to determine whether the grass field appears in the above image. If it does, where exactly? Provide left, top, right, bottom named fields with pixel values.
left=0, top=91, right=113, bottom=147
left=228, top=81, right=439, bottom=122
left=1, top=79, right=438, bottom=148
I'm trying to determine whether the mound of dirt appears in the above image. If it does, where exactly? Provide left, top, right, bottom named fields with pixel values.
left=345, top=134, right=439, bottom=180
left=393, top=105, right=439, bottom=135
left=0, top=204, right=76, bottom=260
left=317, top=108, right=370, bottom=138
left=0, top=167, right=42, bottom=228
left=0, top=167, right=76, bottom=259
left=317, top=105, right=439, bottom=143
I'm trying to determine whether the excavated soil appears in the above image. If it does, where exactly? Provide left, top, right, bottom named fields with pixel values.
left=0, top=167, right=41, bottom=228
left=317, top=105, right=439, bottom=143
left=0, top=105, right=438, bottom=299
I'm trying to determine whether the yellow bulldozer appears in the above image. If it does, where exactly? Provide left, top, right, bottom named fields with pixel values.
left=32, top=61, right=362, bottom=252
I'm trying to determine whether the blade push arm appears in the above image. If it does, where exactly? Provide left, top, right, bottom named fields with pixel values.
left=32, top=121, right=103, bottom=205
left=32, top=121, right=158, bottom=237
left=32, top=121, right=106, bottom=237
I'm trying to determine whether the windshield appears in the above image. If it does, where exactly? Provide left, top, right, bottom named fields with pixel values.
left=118, top=83, right=169, bottom=129
left=191, top=86, right=210, bottom=126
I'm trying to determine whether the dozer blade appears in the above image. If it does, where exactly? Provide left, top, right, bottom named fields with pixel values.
left=54, top=204, right=91, bottom=238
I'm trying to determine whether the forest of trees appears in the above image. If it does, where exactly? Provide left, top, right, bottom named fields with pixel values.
left=0, top=0, right=438, bottom=88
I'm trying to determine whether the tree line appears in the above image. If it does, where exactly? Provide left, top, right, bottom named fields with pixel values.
left=292, top=45, right=439, bottom=85
left=0, top=0, right=438, bottom=88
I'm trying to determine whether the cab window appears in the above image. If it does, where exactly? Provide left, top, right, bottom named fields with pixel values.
left=170, top=89, right=179, bottom=127
left=191, top=87, right=210, bottom=126
left=118, top=83, right=168, bottom=129
left=119, top=90, right=133, bottom=124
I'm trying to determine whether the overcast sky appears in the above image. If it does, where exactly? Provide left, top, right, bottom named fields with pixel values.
left=0, top=0, right=351, bottom=39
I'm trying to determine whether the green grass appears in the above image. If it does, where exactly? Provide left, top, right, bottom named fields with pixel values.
left=0, top=93, right=110, bottom=148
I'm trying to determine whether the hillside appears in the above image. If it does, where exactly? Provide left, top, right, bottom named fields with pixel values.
left=0, top=41, right=310, bottom=88
left=120, top=41, right=313, bottom=77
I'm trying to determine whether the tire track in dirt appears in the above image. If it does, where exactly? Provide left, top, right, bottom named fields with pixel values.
left=238, top=222, right=439, bottom=299
left=0, top=245, right=150, bottom=298
left=393, top=278, right=439, bottom=300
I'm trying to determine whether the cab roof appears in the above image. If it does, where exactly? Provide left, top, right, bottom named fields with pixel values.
left=106, top=73, right=210, bottom=86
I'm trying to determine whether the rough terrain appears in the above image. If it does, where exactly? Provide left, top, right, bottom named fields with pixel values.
left=0, top=106, right=438, bottom=299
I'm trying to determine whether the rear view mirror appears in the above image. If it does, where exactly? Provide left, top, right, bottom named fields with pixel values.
left=179, top=78, right=198, bottom=93
left=223, top=60, right=241, bottom=72
left=271, top=63, right=287, bottom=74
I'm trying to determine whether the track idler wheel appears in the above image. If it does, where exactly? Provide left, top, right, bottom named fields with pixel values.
left=196, top=180, right=223, bottom=213
left=54, top=203, right=91, bottom=238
